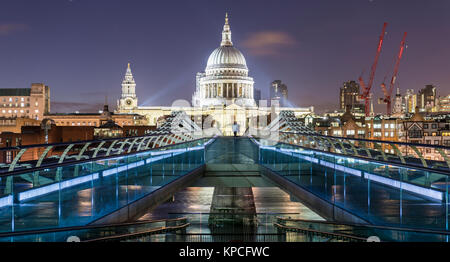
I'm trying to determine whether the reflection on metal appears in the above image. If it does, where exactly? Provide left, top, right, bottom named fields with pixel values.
left=360, top=142, right=372, bottom=159
left=58, top=144, right=74, bottom=164
left=137, top=137, right=149, bottom=151
left=348, top=141, right=359, bottom=156
left=146, top=136, right=159, bottom=150
left=8, top=148, right=27, bottom=172
left=116, top=139, right=130, bottom=155
left=373, top=143, right=387, bottom=161
left=410, top=146, right=428, bottom=168
left=36, top=146, right=54, bottom=167
left=127, top=138, right=141, bottom=153
left=390, top=144, right=405, bottom=164
left=93, top=141, right=106, bottom=158
left=325, top=137, right=337, bottom=152
left=435, top=148, right=450, bottom=169
left=77, top=142, right=91, bottom=160
left=106, top=140, right=119, bottom=156
left=337, top=140, right=349, bottom=155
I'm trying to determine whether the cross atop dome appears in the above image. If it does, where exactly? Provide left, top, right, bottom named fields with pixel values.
left=221, top=12, right=233, bottom=47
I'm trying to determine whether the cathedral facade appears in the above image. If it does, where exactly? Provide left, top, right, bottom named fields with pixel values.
left=116, top=14, right=313, bottom=136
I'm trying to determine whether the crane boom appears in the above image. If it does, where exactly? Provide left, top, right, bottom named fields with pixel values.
left=382, top=32, right=407, bottom=115
left=361, top=22, right=388, bottom=116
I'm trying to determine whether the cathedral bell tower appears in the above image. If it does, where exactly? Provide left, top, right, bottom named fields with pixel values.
left=118, top=63, right=138, bottom=111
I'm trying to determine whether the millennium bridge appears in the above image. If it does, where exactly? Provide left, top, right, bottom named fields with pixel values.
left=0, top=111, right=449, bottom=242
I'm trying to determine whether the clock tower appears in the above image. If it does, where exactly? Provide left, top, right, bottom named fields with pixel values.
left=118, top=63, right=138, bottom=111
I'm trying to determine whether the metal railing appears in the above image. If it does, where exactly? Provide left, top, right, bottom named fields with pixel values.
left=0, top=131, right=203, bottom=175
left=0, top=217, right=189, bottom=242
left=276, top=217, right=450, bottom=242
left=267, top=131, right=450, bottom=172
left=0, top=137, right=211, bottom=233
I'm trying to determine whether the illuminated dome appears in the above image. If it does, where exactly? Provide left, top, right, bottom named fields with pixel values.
left=192, top=13, right=256, bottom=108
left=206, top=46, right=248, bottom=70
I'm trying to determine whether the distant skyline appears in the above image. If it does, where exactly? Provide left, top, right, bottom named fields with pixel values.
left=0, top=0, right=449, bottom=114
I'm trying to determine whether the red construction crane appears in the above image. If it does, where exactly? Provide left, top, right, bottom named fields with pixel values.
left=359, top=22, right=388, bottom=117
left=380, top=32, right=407, bottom=115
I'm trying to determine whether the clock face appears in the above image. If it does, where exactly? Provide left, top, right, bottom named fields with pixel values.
left=126, top=99, right=132, bottom=106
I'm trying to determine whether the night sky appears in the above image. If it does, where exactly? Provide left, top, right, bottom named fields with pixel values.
left=0, top=0, right=449, bottom=114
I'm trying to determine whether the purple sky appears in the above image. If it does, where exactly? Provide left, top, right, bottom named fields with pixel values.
left=0, top=0, right=449, bottom=114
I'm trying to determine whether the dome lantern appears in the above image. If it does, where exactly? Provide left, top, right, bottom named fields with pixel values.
left=221, top=13, right=233, bottom=47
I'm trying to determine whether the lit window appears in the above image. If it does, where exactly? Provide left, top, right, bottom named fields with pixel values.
left=391, top=132, right=394, bottom=137
left=384, top=132, right=389, bottom=137
left=21, top=97, right=24, bottom=102
left=384, top=124, right=389, bottom=129
left=346, top=130, right=355, bottom=135
left=390, top=124, right=395, bottom=129
left=34, top=109, right=39, bottom=113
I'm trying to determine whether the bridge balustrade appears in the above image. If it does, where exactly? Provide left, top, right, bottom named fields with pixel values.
left=254, top=136, right=450, bottom=232
left=0, top=136, right=213, bottom=233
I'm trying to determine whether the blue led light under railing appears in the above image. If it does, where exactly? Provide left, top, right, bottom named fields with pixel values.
left=18, top=173, right=99, bottom=202
left=364, top=172, right=443, bottom=201
left=0, top=196, right=13, bottom=208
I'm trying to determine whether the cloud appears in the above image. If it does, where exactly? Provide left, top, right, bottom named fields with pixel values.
left=242, top=31, right=298, bottom=56
left=0, top=24, right=29, bottom=36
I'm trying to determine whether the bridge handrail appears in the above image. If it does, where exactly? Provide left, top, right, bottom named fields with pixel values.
left=0, top=136, right=212, bottom=177
left=276, top=217, right=450, bottom=236
left=278, top=131, right=450, bottom=150
left=0, top=132, right=173, bottom=152
left=271, top=140, right=450, bottom=176
left=82, top=223, right=190, bottom=242
left=0, top=217, right=188, bottom=238
left=274, top=223, right=367, bottom=242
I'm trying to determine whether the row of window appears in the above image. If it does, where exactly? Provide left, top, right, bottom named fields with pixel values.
left=423, top=124, right=438, bottom=129
left=1, top=109, right=38, bottom=114
left=2, top=97, right=29, bottom=103
left=54, top=121, right=131, bottom=126
left=1, top=103, right=31, bottom=108
left=369, top=123, right=398, bottom=129
left=371, top=132, right=396, bottom=138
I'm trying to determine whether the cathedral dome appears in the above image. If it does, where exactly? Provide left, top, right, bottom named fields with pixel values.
left=206, top=46, right=247, bottom=70
left=192, top=13, right=256, bottom=108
